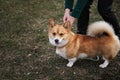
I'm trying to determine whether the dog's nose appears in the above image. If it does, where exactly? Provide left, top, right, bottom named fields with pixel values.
left=55, top=39, right=59, bottom=43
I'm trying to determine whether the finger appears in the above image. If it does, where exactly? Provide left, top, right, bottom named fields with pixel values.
left=63, top=17, right=67, bottom=23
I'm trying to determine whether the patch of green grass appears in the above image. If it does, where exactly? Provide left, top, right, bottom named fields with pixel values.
left=0, top=0, right=120, bottom=79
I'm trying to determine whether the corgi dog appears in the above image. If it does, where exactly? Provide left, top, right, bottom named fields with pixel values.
left=48, top=19, right=120, bottom=68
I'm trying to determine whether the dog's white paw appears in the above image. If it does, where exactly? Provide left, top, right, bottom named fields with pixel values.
left=66, top=58, right=77, bottom=67
left=99, top=64, right=107, bottom=68
left=67, top=63, right=73, bottom=67
left=99, top=57, right=109, bottom=68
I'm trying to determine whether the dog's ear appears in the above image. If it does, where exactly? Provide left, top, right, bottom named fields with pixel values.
left=63, top=21, right=71, bottom=29
left=49, top=18, right=56, bottom=27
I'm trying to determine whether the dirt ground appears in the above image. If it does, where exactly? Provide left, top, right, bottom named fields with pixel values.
left=0, top=0, right=120, bottom=80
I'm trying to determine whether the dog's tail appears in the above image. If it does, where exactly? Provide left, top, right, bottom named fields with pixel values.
left=87, top=21, right=120, bottom=55
left=87, top=21, right=116, bottom=38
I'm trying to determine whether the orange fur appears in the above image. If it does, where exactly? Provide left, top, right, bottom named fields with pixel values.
left=48, top=19, right=120, bottom=68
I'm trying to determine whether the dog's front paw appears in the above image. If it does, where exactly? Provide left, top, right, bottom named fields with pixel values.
left=66, top=58, right=77, bottom=67
left=67, top=62, right=73, bottom=67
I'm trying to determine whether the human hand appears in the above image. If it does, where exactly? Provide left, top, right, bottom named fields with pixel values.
left=63, top=8, right=75, bottom=26
left=63, top=8, right=70, bottom=23
left=67, top=15, right=75, bottom=26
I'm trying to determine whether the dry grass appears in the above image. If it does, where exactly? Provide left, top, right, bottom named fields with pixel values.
left=0, top=0, right=120, bottom=79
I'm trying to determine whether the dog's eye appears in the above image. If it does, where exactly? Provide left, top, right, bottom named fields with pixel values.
left=53, top=32, right=56, bottom=36
left=59, top=33, right=64, bottom=36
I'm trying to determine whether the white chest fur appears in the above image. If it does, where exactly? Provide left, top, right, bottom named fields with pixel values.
left=56, top=47, right=67, bottom=59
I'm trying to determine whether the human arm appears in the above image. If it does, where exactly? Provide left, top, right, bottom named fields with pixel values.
left=63, top=0, right=89, bottom=26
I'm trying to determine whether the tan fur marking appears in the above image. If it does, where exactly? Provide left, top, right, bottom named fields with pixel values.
left=49, top=20, right=120, bottom=68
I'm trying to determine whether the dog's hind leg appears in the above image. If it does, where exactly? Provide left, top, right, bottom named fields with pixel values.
left=67, top=58, right=77, bottom=67
left=99, top=57, right=109, bottom=68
